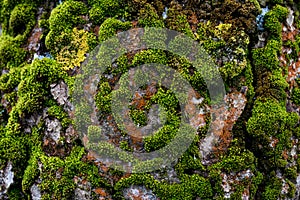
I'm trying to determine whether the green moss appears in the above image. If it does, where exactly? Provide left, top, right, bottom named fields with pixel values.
left=166, top=55, right=208, bottom=98
left=0, top=136, right=28, bottom=177
left=265, top=70, right=288, bottom=102
left=132, top=49, right=167, bottom=66
left=95, top=81, right=112, bottom=113
left=261, top=177, right=282, bottom=200
left=87, top=125, right=102, bottom=143
left=119, top=140, right=133, bottom=152
left=221, top=149, right=256, bottom=173
left=22, top=147, right=39, bottom=193
left=252, top=41, right=280, bottom=73
left=15, top=59, right=66, bottom=115
left=98, top=18, right=131, bottom=42
left=144, top=124, right=179, bottom=152
left=0, top=67, right=21, bottom=92
left=89, top=0, right=121, bottom=25
left=9, top=3, right=36, bottom=37
left=47, top=105, right=72, bottom=128
left=285, top=166, right=297, bottom=179
left=138, top=3, right=164, bottom=28
left=48, top=1, right=87, bottom=33
left=56, top=28, right=95, bottom=71
left=129, top=109, right=147, bottom=126
left=114, top=173, right=213, bottom=199
left=0, top=0, right=40, bottom=34
left=291, top=87, right=300, bottom=106
left=247, top=99, right=297, bottom=138
left=243, top=62, right=255, bottom=99
left=45, top=0, right=88, bottom=55
left=196, top=21, right=250, bottom=80
left=167, top=14, right=194, bottom=39
left=249, top=172, right=264, bottom=199
left=28, top=146, right=109, bottom=199
left=287, top=180, right=296, bottom=198
left=246, top=98, right=298, bottom=167
left=175, top=139, right=205, bottom=176
left=0, top=35, right=26, bottom=69
left=264, top=5, right=288, bottom=40
left=0, top=0, right=297, bottom=199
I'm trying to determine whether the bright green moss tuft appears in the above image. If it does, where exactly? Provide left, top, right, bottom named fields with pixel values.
left=95, top=81, right=112, bottom=113
left=264, top=5, right=288, bottom=40
left=89, top=0, right=121, bottom=25
left=23, top=146, right=110, bottom=199
left=252, top=40, right=281, bottom=72
left=261, top=177, right=282, bottom=200
left=291, top=87, right=300, bottom=106
left=15, top=59, right=66, bottom=115
left=48, top=1, right=87, bottom=33
left=0, top=67, right=21, bottom=92
left=45, top=0, right=88, bottom=55
left=0, top=136, right=28, bottom=177
left=114, top=173, right=213, bottom=199
left=132, top=49, right=167, bottom=66
left=0, top=35, right=26, bottom=69
left=246, top=98, right=298, bottom=167
left=98, top=18, right=131, bottom=42
left=9, top=3, right=36, bottom=37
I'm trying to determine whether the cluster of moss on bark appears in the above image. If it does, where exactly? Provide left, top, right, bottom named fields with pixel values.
left=0, top=0, right=300, bottom=199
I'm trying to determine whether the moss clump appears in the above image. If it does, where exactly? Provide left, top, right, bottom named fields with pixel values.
left=163, top=2, right=193, bottom=39
left=114, top=173, right=213, bottom=199
left=16, top=59, right=66, bottom=116
left=264, top=5, right=288, bottom=40
left=47, top=105, right=71, bottom=129
left=0, top=35, right=26, bottom=69
left=86, top=124, right=100, bottom=141
left=24, top=146, right=108, bottom=199
left=0, top=136, right=27, bottom=176
left=131, top=49, right=167, bottom=66
left=0, top=67, right=21, bottom=92
left=252, top=40, right=281, bottom=72
left=138, top=3, right=164, bottom=28
left=129, top=109, right=148, bottom=126
left=45, top=0, right=88, bottom=56
left=167, top=14, right=194, bottom=39
left=255, top=70, right=289, bottom=102
left=291, top=87, right=300, bottom=106
left=0, top=0, right=40, bottom=34
left=220, top=148, right=256, bottom=173
left=88, top=0, right=121, bottom=25
left=95, top=81, right=112, bottom=114
left=247, top=98, right=298, bottom=170
left=9, top=3, right=36, bottom=37
left=261, top=177, right=282, bottom=200
left=285, top=165, right=297, bottom=179
left=56, top=28, right=95, bottom=71
left=196, top=21, right=250, bottom=80
left=98, top=18, right=131, bottom=42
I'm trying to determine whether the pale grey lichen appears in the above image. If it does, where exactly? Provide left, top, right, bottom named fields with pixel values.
left=30, top=184, right=42, bottom=200
left=45, top=118, right=62, bottom=143
left=0, top=162, right=14, bottom=197
left=123, top=185, right=157, bottom=200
